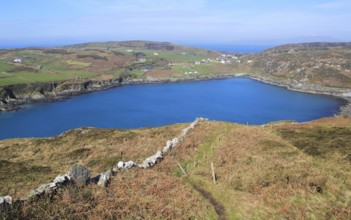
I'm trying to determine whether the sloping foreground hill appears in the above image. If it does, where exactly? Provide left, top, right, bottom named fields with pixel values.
left=1, top=117, right=351, bottom=219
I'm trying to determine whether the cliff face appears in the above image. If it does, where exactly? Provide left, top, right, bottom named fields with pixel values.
left=0, top=78, right=122, bottom=111
left=0, top=73, right=245, bottom=111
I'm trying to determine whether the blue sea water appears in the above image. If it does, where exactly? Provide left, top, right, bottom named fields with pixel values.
left=0, top=78, right=345, bottom=139
left=186, top=44, right=275, bottom=53
left=0, top=43, right=273, bottom=53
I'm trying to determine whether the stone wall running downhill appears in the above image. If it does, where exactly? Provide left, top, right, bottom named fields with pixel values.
left=0, top=117, right=207, bottom=213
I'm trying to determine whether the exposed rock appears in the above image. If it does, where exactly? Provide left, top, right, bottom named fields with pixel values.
left=53, top=174, right=70, bottom=185
left=105, top=169, right=113, bottom=178
left=30, top=92, right=45, bottom=100
left=117, top=160, right=136, bottom=169
left=97, top=169, right=113, bottom=187
left=29, top=183, right=55, bottom=197
left=139, top=151, right=163, bottom=169
left=67, top=164, right=91, bottom=185
left=339, top=102, right=351, bottom=117
left=0, top=117, right=206, bottom=212
left=112, top=167, right=119, bottom=173
left=171, top=138, right=180, bottom=147
left=124, top=161, right=136, bottom=169
left=97, top=174, right=107, bottom=187
left=182, top=127, right=191, bottom=136
left=0, top=196, right=12, bottom=205
left=117, top=161, right=124, bottom=169
left=88, top=174, right=101, bottom=185
left=162, top=140, right=174, bottom=153
left=0, top=196, right=12, bottom=214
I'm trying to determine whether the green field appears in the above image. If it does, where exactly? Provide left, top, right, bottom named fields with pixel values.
left=0, top=69, right=95, bottom=86
left=0, top=41, right=240, bottom=86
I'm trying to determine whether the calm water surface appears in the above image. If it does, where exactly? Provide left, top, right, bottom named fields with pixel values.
left=0, top=78, right=345, bottom=139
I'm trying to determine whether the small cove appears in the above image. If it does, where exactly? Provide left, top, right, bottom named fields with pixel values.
left=0, top=78, right=346, bottom=139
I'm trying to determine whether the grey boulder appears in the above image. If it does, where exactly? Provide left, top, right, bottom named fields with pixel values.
left=67, top=164, right=91, bottom=185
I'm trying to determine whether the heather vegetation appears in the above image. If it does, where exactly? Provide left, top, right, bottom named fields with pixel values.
left=250, top=42, right=351, bottom=88
left=1, top=41, right=351, bottom=219
left=1, top=117, right=350, bottom=219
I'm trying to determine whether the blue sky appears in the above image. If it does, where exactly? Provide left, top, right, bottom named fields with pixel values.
left=1, top=0, right=350, bottom=47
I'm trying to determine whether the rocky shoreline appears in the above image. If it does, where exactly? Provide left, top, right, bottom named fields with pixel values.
left=1, top=73, right=351, bottom=116
left=247, top=74, right=351, bottom=116
left=0, top=74, right=240, bottom=112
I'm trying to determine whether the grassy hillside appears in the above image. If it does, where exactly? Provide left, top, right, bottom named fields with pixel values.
left=2, top=41, right=351, bottom=90
left=0, top=41, right=248, bottom=86
left=1, top=117, right=350, bottom=219
left=248, top=42, right=351, bottom=88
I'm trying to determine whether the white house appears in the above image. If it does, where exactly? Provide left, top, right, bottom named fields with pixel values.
left=153, top=53, right=159, bottom=56
left=13, top=58, right=23, bottom=63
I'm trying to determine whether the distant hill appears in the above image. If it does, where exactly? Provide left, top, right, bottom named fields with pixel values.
left=63, top=41, right=179, bottom=51
left=249, top=42, right=351, bottom=88
left=0, top=40, right=239, bottom=87
left=1, top=40, right=351, bottom=111
left=263, top=42, right=351, bottom=52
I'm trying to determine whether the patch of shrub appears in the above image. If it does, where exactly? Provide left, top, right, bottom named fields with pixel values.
left=77, top=54, right=108, bottom=61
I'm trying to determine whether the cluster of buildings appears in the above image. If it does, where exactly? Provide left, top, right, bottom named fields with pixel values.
left=168, top=62, right=183, bottom=66
left=193, top=54, right=243, bottom=65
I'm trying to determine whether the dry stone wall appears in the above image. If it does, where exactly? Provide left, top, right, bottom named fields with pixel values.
left=0, top=117, right=207, bottom=213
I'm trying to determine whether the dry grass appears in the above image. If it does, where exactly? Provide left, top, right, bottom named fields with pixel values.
left=4, top=170, right=212, bottom=220
left=156, top=119, right=351, bottom=219
left=1, top=117, right=351, bottom=219
left=0, top=123, right=187, bottom=198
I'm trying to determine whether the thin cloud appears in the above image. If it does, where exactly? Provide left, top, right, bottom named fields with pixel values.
left=315, top=0, right=351, bottom=9
left=59, top=0, right=206, bottom=13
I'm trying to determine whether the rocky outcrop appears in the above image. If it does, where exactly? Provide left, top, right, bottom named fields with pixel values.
left=0, top=196, right=12, bottom=214
left=339, top=101, right=351, bottom=116
left=97, top=169, right=113, bottom=187
left=0, top=74, right=246, bottom=111
left=0, top=78, right=122, bottom=111
left=2, top=73, right=350, bottom=114
left=68, top=164, right=91, bottom=185
left=248, top=74, right=351, bottom=96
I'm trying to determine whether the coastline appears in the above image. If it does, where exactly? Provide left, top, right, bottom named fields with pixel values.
left=0, top=74, right=240, bottom=112
left=246, top=74, right=351, bottom=116
left=1, top=73, right=351, bottom=116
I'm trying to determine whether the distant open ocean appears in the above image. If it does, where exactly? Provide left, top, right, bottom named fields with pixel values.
left=0, top=43, right=275, bottom=53
left=187, top=44, right=276, bottom=53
